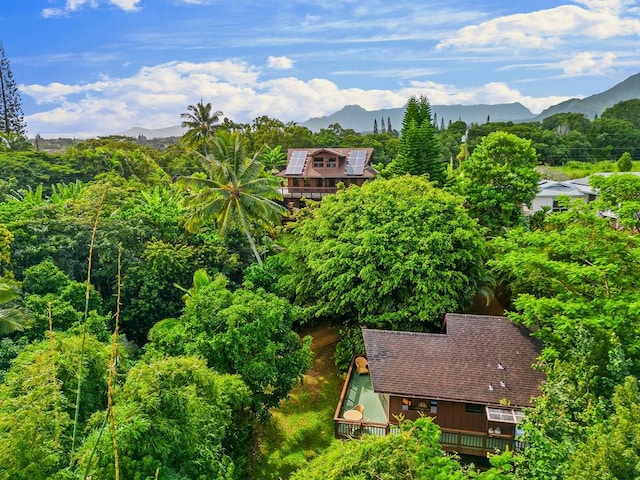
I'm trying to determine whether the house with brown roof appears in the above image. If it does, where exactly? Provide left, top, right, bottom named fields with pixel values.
left=334, top=314, right=545, bottom=456
left=276, top=147, right=377, bottom=208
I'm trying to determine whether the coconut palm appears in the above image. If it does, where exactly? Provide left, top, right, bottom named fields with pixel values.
left=260, top=145, right=287, bottom=174
left=0, top=282, right=32, bottom=335
left=180, top=100, right=222, bottom=155
left=177, top=131, right=287, bottom=266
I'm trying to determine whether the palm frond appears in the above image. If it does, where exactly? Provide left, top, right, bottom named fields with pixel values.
left=0, top=308, right=32, bottom=334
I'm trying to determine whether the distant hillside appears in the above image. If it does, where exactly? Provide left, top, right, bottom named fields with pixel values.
left=534, top=72, right=640, bottom=121
left=116, top=72, right=640, bottom=138
left=118, top=125, right=185, bottom=138
left=300, top=103, right=535, bottom=133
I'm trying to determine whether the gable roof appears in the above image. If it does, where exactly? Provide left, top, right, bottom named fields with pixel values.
left=277, top=147, right=376, bottom=178
left=362, top=314, right=544, bottom=407
left=537, top=179, right=593, bottom=197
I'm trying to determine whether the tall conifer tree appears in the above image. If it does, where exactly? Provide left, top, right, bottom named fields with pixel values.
left=0, top=43, right=26, bottom=136
left=394, top=95, right=444, bottom=183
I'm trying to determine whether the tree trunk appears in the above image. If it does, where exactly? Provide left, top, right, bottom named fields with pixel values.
left=244, top=225, right=263, bottom=267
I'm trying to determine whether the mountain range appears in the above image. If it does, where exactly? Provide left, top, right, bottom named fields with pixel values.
left=119, top=72, right=640, bottom=138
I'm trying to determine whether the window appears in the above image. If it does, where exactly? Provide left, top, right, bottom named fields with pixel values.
left=326, top=157, right=337, bottom=168
left=402, top=398, right=436, bottom=412
left=486, top=407, right=525, bottom=424
left=552, top=199, right=568, bottom=212
left=465, top=403, right=484, bottom=414
left=292, top=178, right=299, bottom=187
left=313, top=157, right=324, bottom=168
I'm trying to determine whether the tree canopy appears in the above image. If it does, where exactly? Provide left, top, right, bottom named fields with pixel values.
left=74, top=355, right=251, bottom=480
left=388, top=95, right=444, bottom=183
left=0, top=43, right=26, bottom=137
left=178, top=130, right=287, bottom=266
left=291, top=417, right=514, bottom=480
left=180, top=100, right=222, bottom=155
left=457, top=131, right=540, bottom=235
left=145, top=274, right=313, bottom=416
left=489, top=204, right=640, bottom=479
left=280, top=176, right=486, bottom=330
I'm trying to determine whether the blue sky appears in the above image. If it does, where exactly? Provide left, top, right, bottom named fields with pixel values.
left=2, top=0, right=640, bottom=137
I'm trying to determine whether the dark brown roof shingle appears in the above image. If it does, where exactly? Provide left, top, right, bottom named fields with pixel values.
left=362, top=314, right=544, bottom=407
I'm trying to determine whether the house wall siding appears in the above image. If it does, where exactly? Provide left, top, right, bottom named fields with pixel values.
left=389, top=397, right=487, bottom=433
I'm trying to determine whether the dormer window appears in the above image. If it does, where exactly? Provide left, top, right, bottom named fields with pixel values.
left=326, top=157, right=337, bottom=168
left=313, top=157, right=324, bottom=168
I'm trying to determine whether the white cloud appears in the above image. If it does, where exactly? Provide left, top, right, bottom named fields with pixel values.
left=41, top=0, right=140, bottom=17
left=437, top=2, right=640, bottom=51
left=21, top=59, right=577, bottom=137
left=558, top=51, right=617, bottom=76
left=110, top=0, right=141, bottom=10
left=266, top=56, right=294, bottom=70
left=398, top=80, right=573, bottom=114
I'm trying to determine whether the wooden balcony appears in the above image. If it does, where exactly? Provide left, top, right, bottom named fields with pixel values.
left=439, top=428, right=525, bottom=456
left=334, top=358, right=524, bottom=457
left=280, top=186, right=338, bottom=198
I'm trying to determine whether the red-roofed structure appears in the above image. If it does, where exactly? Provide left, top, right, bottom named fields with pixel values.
left=334, top=314, right=545, bottom=456
left=277, top=147, right=377, bottom=208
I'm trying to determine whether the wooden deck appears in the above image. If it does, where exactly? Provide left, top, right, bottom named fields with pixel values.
left=334, top=357, right=524, bottom=457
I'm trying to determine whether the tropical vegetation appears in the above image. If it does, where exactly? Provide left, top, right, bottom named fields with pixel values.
left=0, top=86, right=639, bottom=479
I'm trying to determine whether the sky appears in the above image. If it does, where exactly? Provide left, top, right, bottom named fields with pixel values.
left=1, top=0, right=640, bottom=138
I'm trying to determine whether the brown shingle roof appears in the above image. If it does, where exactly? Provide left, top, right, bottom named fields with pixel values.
left=362, top=314, right=545, bottom=407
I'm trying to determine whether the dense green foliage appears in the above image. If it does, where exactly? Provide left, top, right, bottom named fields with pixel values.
left=601, top=98, right=640, bottom=129
left=590, top=173, right=640, bottom=230
left=146, top=274, right=313, bottom=417
left=178, top=131, right=287, bottom=266
left=490, top=203, right=640, bottom=479
left=0, top=333, right=117, bottom=479
left=617, top=151, right=633, bottom=172
left=76, top=356, right=251, bottom=480
left=1, top=96, right=639, bottom=478
left=457, top=131, right=540, bottom=234
left=281, top=176, right=486, bottom=330
left=291, top=417, right=514, bottom=480
left=389, top=95, right=444, bottom=183
left=567, top=376, right=640, bottom=480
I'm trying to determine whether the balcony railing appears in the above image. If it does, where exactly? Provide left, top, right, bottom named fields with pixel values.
left=280, top=186, right=338, bottom=197
left=439, top=428, right=524, bottom=455
left=334, top=419, right=394, bottom=439
left=335, top=421, right=522, bottom=455
left=333, top=357, right=524, bottom=456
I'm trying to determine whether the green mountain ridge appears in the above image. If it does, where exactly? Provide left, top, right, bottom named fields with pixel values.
left=118, top=72, right=640, bottom=138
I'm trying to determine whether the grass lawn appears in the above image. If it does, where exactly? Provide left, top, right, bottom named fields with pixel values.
left=538, top=160, right=639, bottom=180
left=248, top=325, right=345, bottom=480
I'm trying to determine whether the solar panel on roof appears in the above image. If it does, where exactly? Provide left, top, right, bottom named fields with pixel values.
left=285, top=150, right=308, bottom=175
left=345, top=149, right=368, bottom=175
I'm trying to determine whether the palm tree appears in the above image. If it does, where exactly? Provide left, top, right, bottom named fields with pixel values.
left=260, top=145, right=287, bottom=174
left=0, top=282, right=32, bottom=334
left=180, top=100, right=223, bottom=155
left=177, top=131, right=287, bottom=266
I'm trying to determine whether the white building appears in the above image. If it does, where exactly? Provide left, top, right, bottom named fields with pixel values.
left=530, top=172, right=640, bottom=214
left=529, top=179, right=596, bottom=213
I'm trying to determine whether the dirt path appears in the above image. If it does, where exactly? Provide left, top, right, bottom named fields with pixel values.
left=303, top=324, right=340, bottom=350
